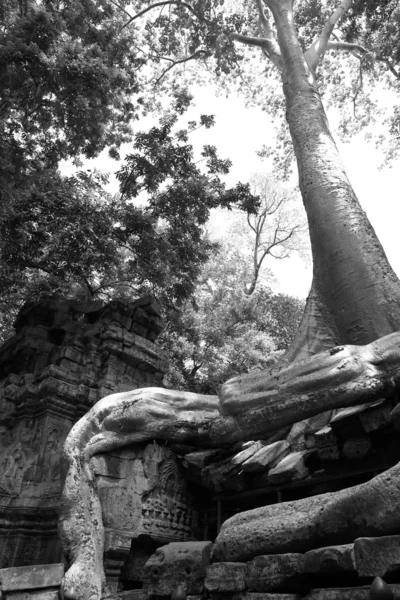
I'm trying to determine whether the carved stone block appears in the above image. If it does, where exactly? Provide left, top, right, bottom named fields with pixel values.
left=231, top=594, right=301, bottom=600
left=205, top=563, right=247, bottom=593
left=268, top=450, right=316, bottom=484
left=246, top=554, right=304, bottom=591
left=302, top=544, right=356, bottom=574
left=303, top=585, right=400, bottom=600
left=143, top=541, right=212, bottom=595
left=354, top=535, right=400, bottom=577
left=242, top=441, right=291, bottom=473
left=0, top=563, right=64, bottom=591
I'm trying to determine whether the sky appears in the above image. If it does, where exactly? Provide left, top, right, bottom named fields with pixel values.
left=61, top=83, right=400, bottom=301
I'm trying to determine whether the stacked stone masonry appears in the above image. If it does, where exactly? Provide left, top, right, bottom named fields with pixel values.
left=0, top=295, right=169, bottom=570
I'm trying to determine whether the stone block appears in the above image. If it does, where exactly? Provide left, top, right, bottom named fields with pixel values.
left=342, top=436, right=372, bottom=460
left=354, top=535, right=400, bottom=577
left=305, top=425, right=337, bottom=449
left=4, top=591, right=59, bottom=600
left=242, top=441, right=291, bottom=472
left=303, top=585, right=400, bottom=600
left=0, top=564, right=64, bottom=591
left=268, top=451, right=315, bottom=484
left=246, top=554, right=304, bottom=591
left=302, top=544, right=355, bottom=573
left=317, top=445, right=340, bottom=461
left=330, top=405, right=366, bottom=439
left=233, top=595, right=301, bottom=600
left=143, top=541, right=213, bottom=595
left=205, top=563, right=246, bottom=593
left=99, top=487, right=141, bottom=530
left=359, top=399, right=391, bottom=432
left=232, top=441, right=268, bottom=466
left=184, top=450, right=224, bottom=469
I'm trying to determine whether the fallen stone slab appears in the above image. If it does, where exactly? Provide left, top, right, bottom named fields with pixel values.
left=232, top=441, right=268, bottom=466
left=302, top=544, right=355, bottom=574
left=305, top=425, right=337, bottom=449
left=246, top=554, right=304, bottom=591
left=268, top=450, right=316, bottom=484
left=0, top=564, right=64, bottom=591
left=205, top=563, right=246, bottom=593
left=242, top=441, right=291, bottom=473
left=354, top=535, right=400, bottom=577
left=143, top=541, right=213, bottom=595
left=303, top=585, right=400, bottom=600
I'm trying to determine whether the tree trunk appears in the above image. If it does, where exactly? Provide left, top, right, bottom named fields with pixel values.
left=272, top=0, right=400, bottom=359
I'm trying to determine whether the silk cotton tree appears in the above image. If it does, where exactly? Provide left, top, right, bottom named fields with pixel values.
left=58, top=1, right=400, bottom=599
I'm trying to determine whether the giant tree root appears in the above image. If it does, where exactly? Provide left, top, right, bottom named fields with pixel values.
left=59, top=332, right=400, bottom=600
left=212, top=461, right=400, bottom=561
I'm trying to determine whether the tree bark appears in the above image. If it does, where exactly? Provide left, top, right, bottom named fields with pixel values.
left=270, top=0, right=400, bottom=355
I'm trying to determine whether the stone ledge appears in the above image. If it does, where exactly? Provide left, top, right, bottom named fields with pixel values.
left=0, top=564, right=64, bottom=591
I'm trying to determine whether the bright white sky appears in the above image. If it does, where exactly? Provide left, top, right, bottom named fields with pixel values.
left=62, top=84, right=400, bottom=301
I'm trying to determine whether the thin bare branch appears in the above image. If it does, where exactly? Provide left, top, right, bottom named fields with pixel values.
left=153, top=50, right=209, bottom=85
left=120, top=0, right=200, bottom=31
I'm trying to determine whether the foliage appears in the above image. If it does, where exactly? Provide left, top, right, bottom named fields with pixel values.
left=161, top=241, right=304, bottom=394
left=0, top=107, right=259, bottom=342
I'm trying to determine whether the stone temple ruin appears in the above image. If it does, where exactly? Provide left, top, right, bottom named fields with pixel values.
left=1, top=296, right=400, bottom=599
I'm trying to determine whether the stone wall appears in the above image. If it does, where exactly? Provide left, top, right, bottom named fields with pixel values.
left=0, top=295, right=168, bottom=569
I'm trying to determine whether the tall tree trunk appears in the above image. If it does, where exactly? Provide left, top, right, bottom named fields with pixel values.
left=272, top=0, right=400, bottom=359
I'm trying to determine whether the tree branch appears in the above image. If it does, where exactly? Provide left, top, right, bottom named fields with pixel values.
left=305, top=0, right=353, bottom=70
left=326, top=41, right=369, bottom=56
left=231, top=30, right=282, bottom=71
left=153, top=50, right=210, bottom=85
left=120, top=0, right=200, bottom=31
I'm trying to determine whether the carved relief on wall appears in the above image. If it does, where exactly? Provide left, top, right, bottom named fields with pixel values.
left=0, top=418, right=68, bottom=501
left=142, top=456, right=193, bottom=542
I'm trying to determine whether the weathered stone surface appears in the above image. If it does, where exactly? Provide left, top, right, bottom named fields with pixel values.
left=354, top=535, right=400, bottom=577
left=232, top=441, right=268, bottom=466
left=302, top=544, right=355, bottom=573
left=0, top=563, right=64, bottom=591
left=4, top=591, right=59, bottom=600
left=305, top=425, right=337, bottom=449
left=317, top=445, right=340, bottom=461
left=303, top=585, right=400, bottom=600
left=183, top=449, right=223, bottom=468
left=342, top=436, right=372, bottom=460
left=268, top=450, right=315, bottom=484
left=359, top=399, right=391, bottom=432
left=143, top=541, right=213, bottom=595
left=202, top=457, right=246, bottom=492
left=246, top=554, right=304, bottom=591
left=205, top=563, right=246, bottom=593
left=329, top=405, right=367, bottom=439
left=242, top=441, right=291, bottom=472
left=232, top=595, right=300, bottom=600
